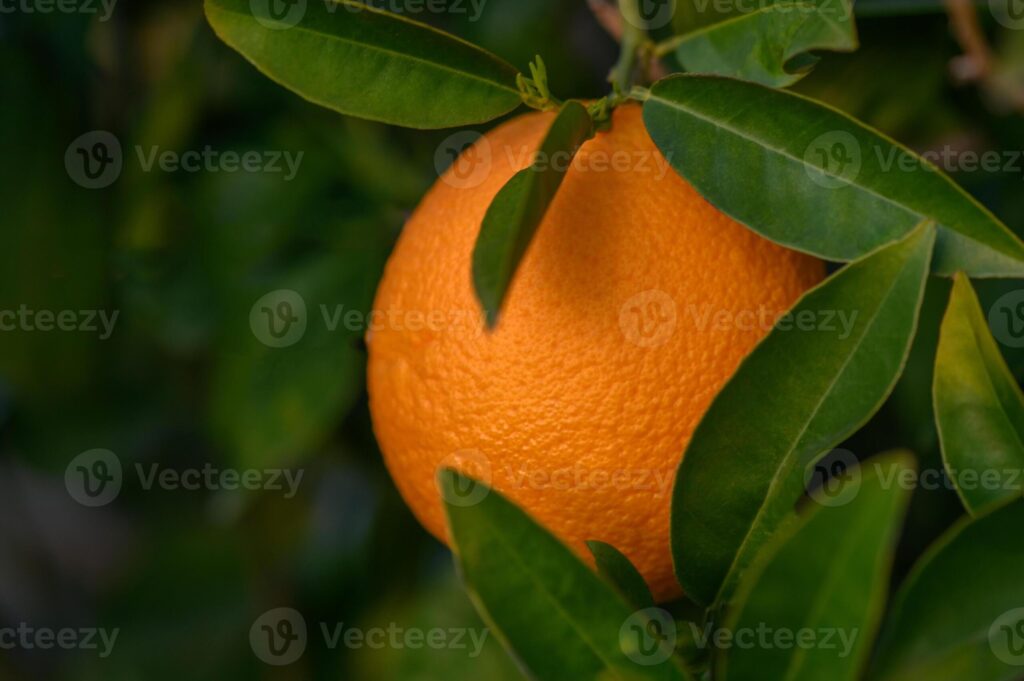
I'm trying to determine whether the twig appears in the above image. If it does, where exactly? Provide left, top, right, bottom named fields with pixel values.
left=945, top=0, right=1024, bottom=111
left=946, top=0, right=993, bottom=82
left=587, top=0, right=624, bottom=42
left=592, top=0, right=669, bottom=92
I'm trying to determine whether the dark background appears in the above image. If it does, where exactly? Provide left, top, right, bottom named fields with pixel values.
left=2, top=0, right=1024, bottom=678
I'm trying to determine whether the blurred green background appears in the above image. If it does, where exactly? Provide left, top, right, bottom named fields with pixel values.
left=2, top=0, right=1024, bottom=678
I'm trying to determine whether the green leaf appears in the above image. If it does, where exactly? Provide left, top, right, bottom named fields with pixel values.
left=204, top=0, right=522, bottom=129
left=871, top=499, right=1024, bottom=680
left=440, top=470, right=691, bottom=681
left=668, top=0, right=857, bottom=88
left=716, top=453, right=914, bottom=681
left=672, top=222, right=936, bottom=607
left=473, top=101, right=594, bottom=326
left=934, top=273, right=1024, bottom=514
left=587, top=540, right=656, bottom=609
left=642, top=75, right=1024, bottom=277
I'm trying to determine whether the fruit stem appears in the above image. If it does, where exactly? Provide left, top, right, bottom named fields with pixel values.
left=610, top=0, right=647, bottom=96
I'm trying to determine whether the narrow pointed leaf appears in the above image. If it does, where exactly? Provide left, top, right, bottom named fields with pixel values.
left=670, top=0, right=857, bottom=88
left=871, top=498, right=1024, bottom=681
left=587, top=540, right=656, bottom=609
left=473, top=101, right=594, bottom=326
left=717, top=453, right=914, bottom=681
left=934, top=273, right=1024, bottom=514
left=643, top=75, right=1024, bottom=277
left=672, top=223, right=936, bottom=607
left=440, top=470, right=691, bottom=681
left=205, top=0, right=522, bottom=129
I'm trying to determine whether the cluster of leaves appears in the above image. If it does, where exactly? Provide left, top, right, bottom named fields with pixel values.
left=204, top=0, right=1024, bottom=679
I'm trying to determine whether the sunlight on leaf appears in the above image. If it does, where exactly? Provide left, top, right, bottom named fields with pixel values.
left=934, top=273, right=1024, bottom=514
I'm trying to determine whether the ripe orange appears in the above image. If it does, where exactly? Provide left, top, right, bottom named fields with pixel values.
left=367, top=105, right=824, bottom=602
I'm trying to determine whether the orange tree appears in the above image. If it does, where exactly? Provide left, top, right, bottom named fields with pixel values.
left=205, top=0, right=1024, bottom=679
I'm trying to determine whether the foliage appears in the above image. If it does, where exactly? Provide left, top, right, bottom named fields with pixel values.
left=5, top=0, right=1024, bottom=678
left=194, top=1, right=1024, bottom=674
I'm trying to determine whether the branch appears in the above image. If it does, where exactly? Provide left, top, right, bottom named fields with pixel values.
left=591, top=0, right=668, bottom=91
left=945, top=0, right=1024, bottom=111
left=587, top=0, right=624, bottom=42
left=946, top=0, right=993, bottom=82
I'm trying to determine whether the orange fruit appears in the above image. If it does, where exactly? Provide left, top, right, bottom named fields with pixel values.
left=367, top=104, right=824, bottom=602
